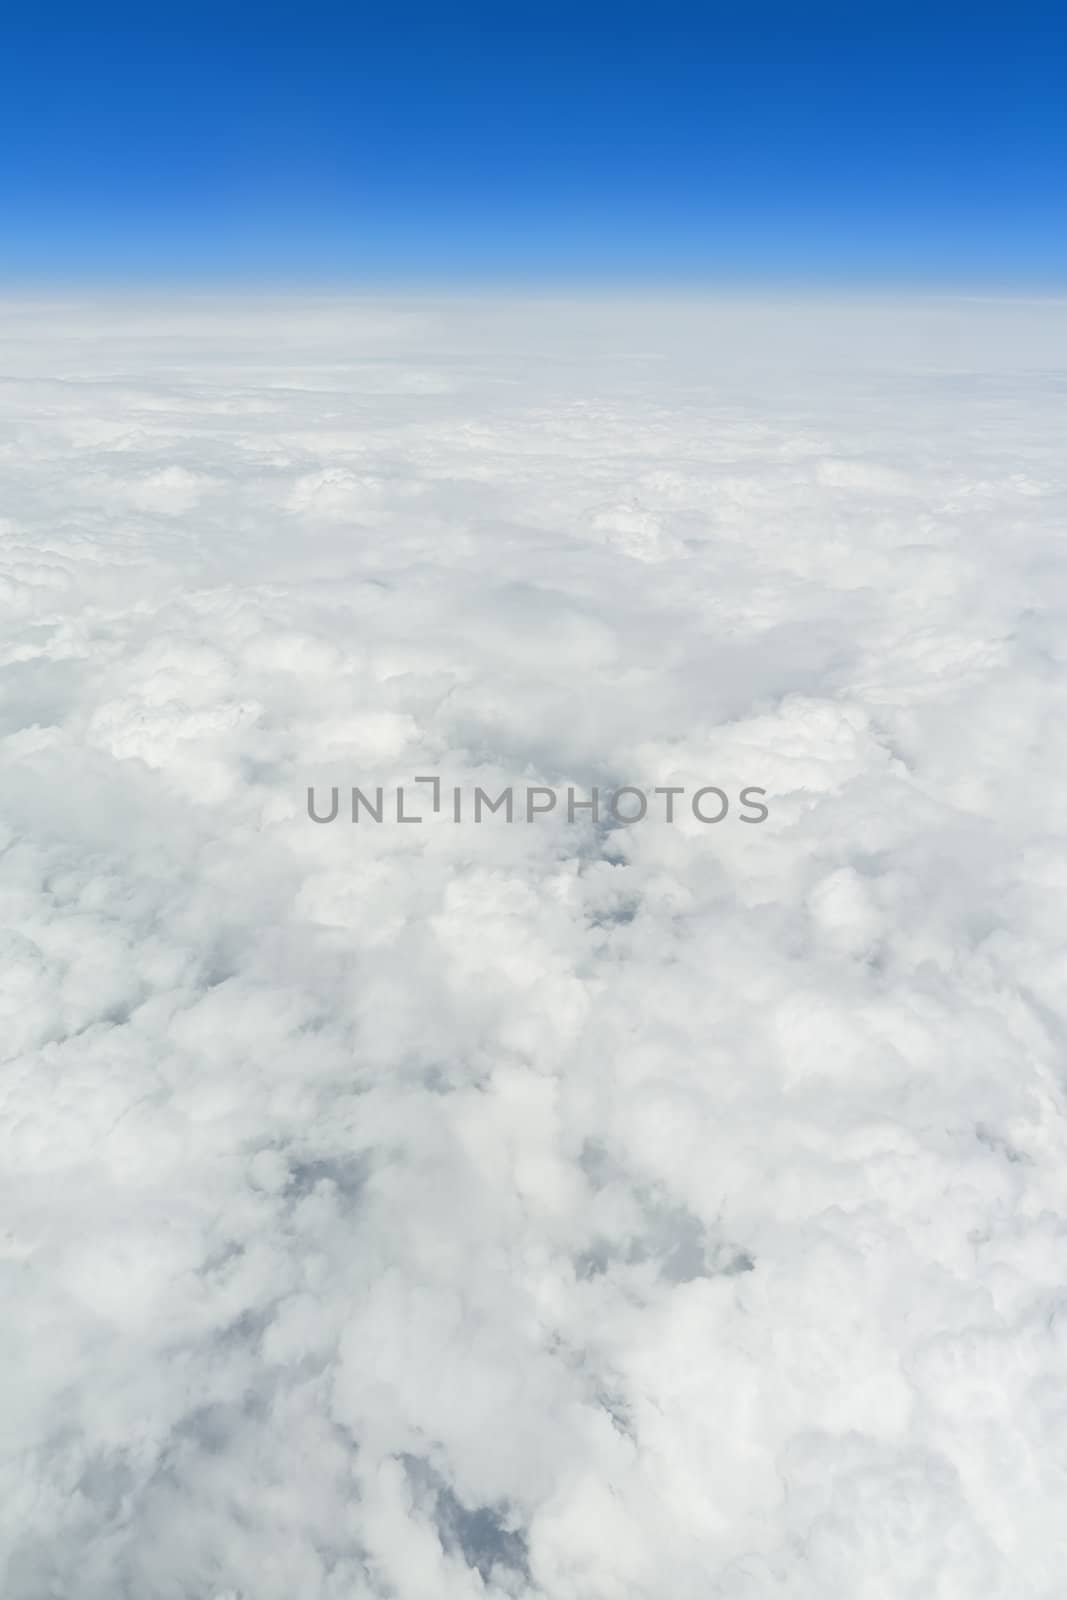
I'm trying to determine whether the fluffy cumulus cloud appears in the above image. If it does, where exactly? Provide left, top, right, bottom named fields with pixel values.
left=2, top=293, right=1066, bottom=1599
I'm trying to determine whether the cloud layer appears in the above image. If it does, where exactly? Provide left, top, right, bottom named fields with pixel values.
left=2, top=293, right=1067, bottom=1598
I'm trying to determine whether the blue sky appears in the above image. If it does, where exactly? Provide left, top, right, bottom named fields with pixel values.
left=3, top=0, right=1065, bottom=285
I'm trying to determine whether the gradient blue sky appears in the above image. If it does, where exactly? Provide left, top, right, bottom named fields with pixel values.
left=3, top=0, right=1065, bottom=285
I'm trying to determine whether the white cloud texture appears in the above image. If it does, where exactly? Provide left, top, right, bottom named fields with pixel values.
left=2, top=293, right=1067, bottom=1598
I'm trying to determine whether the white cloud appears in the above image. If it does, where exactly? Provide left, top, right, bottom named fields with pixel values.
left=1, top=293, right=1066, bottom=1598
